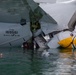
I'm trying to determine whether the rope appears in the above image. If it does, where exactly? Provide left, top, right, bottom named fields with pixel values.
left=72, top=35, right=76, bottom=49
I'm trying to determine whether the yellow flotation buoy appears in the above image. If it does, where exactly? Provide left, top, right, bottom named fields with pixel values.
left=58, top=36, right=76, bottom=48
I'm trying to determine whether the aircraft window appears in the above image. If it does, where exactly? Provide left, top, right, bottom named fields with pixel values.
left=20, top=19, right=26, bottom=26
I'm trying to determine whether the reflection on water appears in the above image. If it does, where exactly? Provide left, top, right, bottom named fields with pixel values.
left=0, top=48, right=76, bottom=75
left=58, top=48, right=76, bottom=75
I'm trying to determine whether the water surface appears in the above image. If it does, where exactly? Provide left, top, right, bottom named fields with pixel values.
left=0, top=48, right=76, bottom=75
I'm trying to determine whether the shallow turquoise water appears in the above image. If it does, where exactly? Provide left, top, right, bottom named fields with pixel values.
left=0, top=48, right=76, bottom=75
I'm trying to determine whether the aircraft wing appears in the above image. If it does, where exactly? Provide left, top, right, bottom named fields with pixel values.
left=40, top=1, right=76, bottom=31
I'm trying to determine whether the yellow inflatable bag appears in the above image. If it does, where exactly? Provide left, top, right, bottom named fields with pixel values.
left=58, top=36, right=76, bottom=48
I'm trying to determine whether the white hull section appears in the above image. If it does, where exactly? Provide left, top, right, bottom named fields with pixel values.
left=47, top=30, right=76, bottom=48
left=57, top=31, right=71, bottom=41
left=47, top=35, right=60, bottom=48
left=0, top=22, right=32, bottom=47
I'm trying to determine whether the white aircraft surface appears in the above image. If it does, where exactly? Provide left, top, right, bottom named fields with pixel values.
left=0, top=0, right=57, bottom=47
left=1, top=0, right=76, bottom=48
left=39, top=0, right=76, bottom=33
left=37, top=0, right=76, bottom=48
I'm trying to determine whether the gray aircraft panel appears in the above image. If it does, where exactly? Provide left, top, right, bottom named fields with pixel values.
left=0, top=0, right=57, bottom=24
